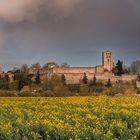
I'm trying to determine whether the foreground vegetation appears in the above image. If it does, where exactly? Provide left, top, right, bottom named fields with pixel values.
left=0, top=72, right=138, bottom=97
left=0, top=96, right=140, bottom=140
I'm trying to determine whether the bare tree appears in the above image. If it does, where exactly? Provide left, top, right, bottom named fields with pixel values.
left=130, top=60, right=140, bottom=74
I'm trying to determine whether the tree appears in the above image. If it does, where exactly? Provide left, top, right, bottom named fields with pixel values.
left=35, top=70, right=41, bottom=84
left=61, top=74, right=66, bottom=85
left=0, top=78, right=9, bottom=89
left=106, top=78, right=112, bottom=88
left=113, top=60, right=124, bottom=76
left=43, top=74, right=68, bottom=96
left=130, top=60, right=140, bottom=74
left=20, top=64, right=29, bottom=74
left=123, top=65, right=131, bottom=74
left=82, top=73, right=88, bottom=84
left=13, top=68, right=20, bottom=73
left=18, top=80, right=25, bottom=91
left=5, top=74, right=10, bottom=82
left=43, top=62, right=59, bottom=69
left=61, top=62, right=70, bottom=68
left=92, top=75, right=96, bottom=85
left=30, top=63, right=41, bottom=70
left=18, top=76, right=32, bottom=91
left=13, top=71, right=24, bottom=81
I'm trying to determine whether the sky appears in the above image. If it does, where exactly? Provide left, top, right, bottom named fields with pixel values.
left=0, top=0, right=140, bottom=71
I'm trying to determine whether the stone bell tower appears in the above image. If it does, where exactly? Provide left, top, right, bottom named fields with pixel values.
left=102, top=51, right=113, bottom=72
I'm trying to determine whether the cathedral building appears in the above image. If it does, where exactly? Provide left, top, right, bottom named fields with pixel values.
left=28, top=50, right=137, bottom=84
left=49, top=51, right=113, bottom=84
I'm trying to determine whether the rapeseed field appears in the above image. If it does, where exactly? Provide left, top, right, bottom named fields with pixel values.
left=0, top=96, right=139, bottom=140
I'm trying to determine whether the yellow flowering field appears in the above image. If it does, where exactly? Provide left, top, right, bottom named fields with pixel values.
left=0, top=96, right=140, bottom=140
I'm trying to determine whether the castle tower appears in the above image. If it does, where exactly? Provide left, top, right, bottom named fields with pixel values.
left=102, top=51, right=113, bottom=72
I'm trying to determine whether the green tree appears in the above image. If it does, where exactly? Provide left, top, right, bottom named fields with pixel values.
left=43, top=74, right=68, bottom=96
left=30, top=63, right=41, bottom=70
left=0, top=78, right=9, bottom=89
left=35, top=70, right=41, bottom=84
left=61, top=74, right=66, bottom=85
left=20, top=64, right=29, bottom=74
left=18, top=80, right=25, bottom=91
left=113, top=60, right=124, bottom=76
left=61, top=62, right=70, bottom=68
left=106, top=78, right=112, bottom=88
left=18, top=76, right=32, bottom=91
left=130, top=60, right=140, bottom=74
left=43, top=62, right=59, bottom=69
left=5, top=74, right=10, bottom=82
left=82, top=73, right=88, bottom=84
left=92, top=75, right=96, bottom=85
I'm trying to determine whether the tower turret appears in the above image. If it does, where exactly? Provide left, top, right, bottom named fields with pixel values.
left=102, top=51, right=113, bottom=72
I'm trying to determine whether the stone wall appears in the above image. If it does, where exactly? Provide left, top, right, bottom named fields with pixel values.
left=55, top=73, right=137, bottom=84
left=52, top=67, right=96, bottom=74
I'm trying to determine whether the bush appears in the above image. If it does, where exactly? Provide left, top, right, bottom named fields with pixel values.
left=9, top=81, right=18, bottom=91
left=20, top=86, right=30, bottom=93
left=106, top=82, right=135, bottom=96
left=43, top=74, right=69, bottom=96
left=53, top=85, right=69, bottom=97
left=79, top=85, right=89, bottom=94
left=0, top=91, right=18, bottom=97
left=19, top=92, right=33, bottom=97
left=0, top=78, right=9, bottom=90
left=67, top=84, right=80, bottom=93
left=42, top=90, right=55, bottom=97
left=89, top=82, right=104, bottom=93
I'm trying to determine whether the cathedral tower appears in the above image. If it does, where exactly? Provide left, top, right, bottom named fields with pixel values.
left=102, top=51, right=113, bottom=71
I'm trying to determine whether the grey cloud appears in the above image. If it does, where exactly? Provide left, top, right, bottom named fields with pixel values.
left=0, top=0, right=82, bottom=23
left=0, top=0, right=140, bottom=70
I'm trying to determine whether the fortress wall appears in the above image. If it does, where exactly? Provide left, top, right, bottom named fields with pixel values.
left=121, top=75, right=137, bottom=82
left=106, top=75, right=137, bottom=83
left=56, top=73, right=95, bottom=84
left=95, top=66, right=104, bottom=73
left=56, top=73, right=114, bottom=84
left=53, top=67, right=96, bottom=74
left=58, top=73, right=137, bottom=84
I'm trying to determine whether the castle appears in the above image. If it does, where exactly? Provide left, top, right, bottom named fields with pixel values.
left=49, top=51, right=113, bottom=84
left=1, top=50, right=136, bottom=84
left=28, top=50, right=137, bottom=84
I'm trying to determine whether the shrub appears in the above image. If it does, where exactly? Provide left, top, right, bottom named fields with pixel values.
left=67, top=84, right=80, bottom=93
left=89, top=81, right=104, bottom=93
left=0, top=91, right=18, bottom=97
left=19, top=92, right=33, bottom=97
left=42, top=90, right=55, bottom=97
left=0, top=78, right=9, bottom=90
left=20, top=86, right=30, bottom=93
left=53, top=85, right=69, bottom=97
left=43, top=74, right=69, bottom=96
left=106, top=82, right=135, bottom=96
left=79, top=85, right=89, bottom=94
left=9, top=81, right=18, bottom=91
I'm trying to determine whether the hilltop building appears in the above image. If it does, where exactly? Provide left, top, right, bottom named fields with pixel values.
left=28, top=50, right=137, bottom=84
left=1, top=51, right=136, bottom=84
left=47, top=50, right=113, bottom=84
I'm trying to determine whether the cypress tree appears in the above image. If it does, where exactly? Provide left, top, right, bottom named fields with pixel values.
left=82, top=73, right=88, bottom=84
left=35, top=70, right=41, bottom=84
left=61, top=74, right=66, bottom=85
left=93, top=75, right=96, bottom=85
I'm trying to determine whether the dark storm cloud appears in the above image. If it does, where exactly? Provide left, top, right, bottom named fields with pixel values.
left=0, top=0, right=140, bottom=70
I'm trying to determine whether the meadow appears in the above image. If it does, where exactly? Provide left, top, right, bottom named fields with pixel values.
left=0, top=96, right=139, bottom=140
